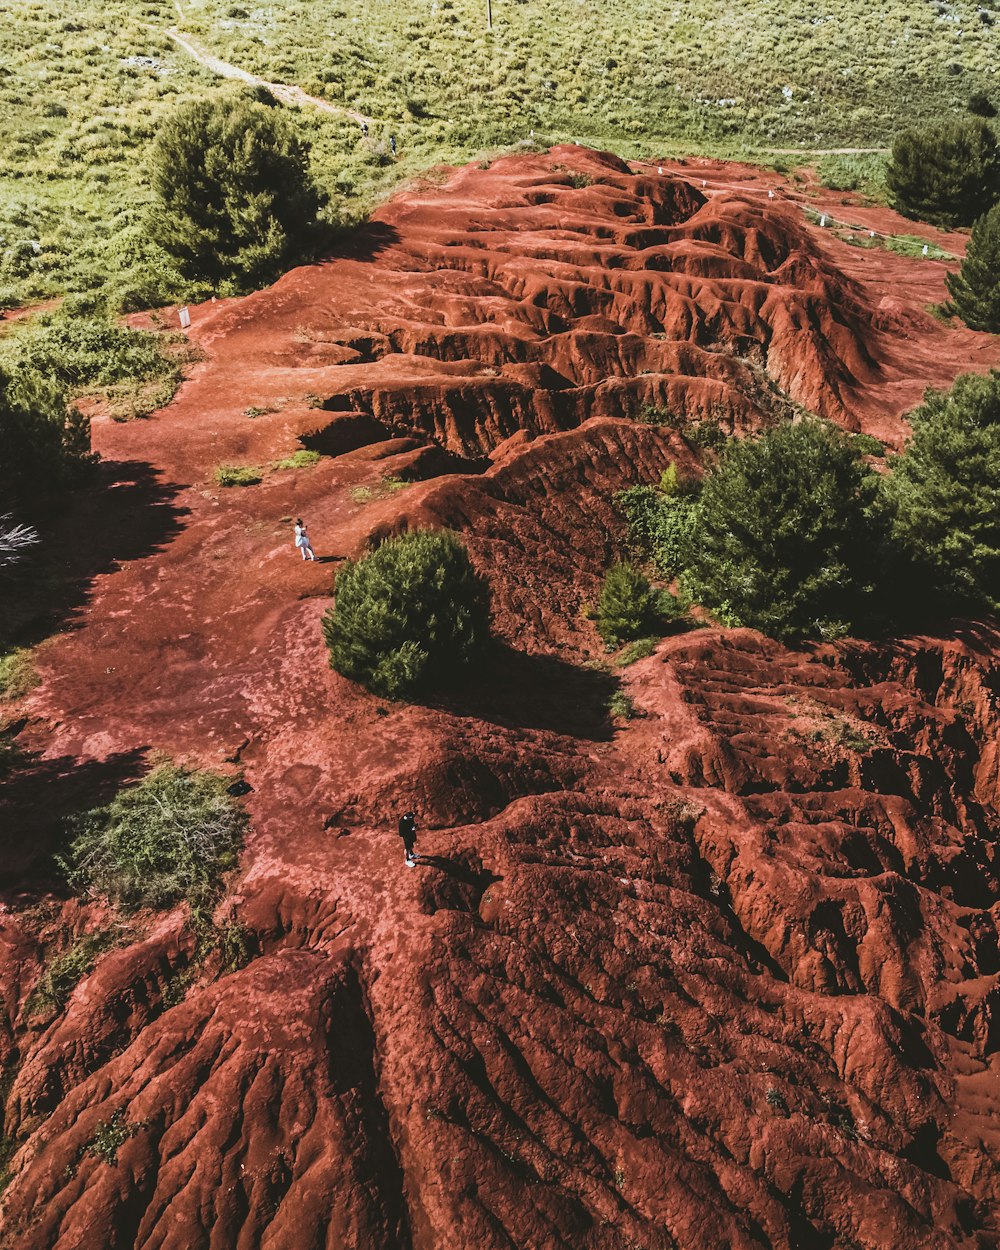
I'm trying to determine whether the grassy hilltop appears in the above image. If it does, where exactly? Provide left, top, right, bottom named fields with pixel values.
left=1, top=0, right=999, bottom=309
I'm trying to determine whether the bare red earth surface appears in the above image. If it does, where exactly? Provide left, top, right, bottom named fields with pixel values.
left=1, top=146, right=999, bottom=1250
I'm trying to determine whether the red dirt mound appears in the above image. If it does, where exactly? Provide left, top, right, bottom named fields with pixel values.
left=1, top=147, right=999, bottom=1250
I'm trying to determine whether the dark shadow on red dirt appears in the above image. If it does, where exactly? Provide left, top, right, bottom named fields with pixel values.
left=432, top=643, right=620, bottom=741
left=0, top=747, right=149, bottom=892
left=0, top=462, right=187, bottom=648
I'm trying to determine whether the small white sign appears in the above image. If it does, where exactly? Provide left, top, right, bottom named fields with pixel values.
left=178, top=306, right=191, bottom=329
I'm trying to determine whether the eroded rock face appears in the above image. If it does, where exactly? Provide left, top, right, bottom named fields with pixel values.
left=2, top=149, right=999, bottom=1249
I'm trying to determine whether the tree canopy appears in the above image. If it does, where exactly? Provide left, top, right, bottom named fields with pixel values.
left=150, top=95, right=325, bottom=290
left=887, top=370, right=1000, bottom=613
left=886, top=119, right=1000, bottom=228
left=946, top=202, right=1000, bottom=332
left=680, top=419, right=889, bottom=641
left=322, top=530, right=491, bottom=698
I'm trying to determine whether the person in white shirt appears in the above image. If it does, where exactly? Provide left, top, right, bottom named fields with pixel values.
left=294, top=517, right=316, bottom=561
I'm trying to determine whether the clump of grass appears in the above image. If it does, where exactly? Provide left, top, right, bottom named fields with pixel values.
left=0, top=648, right=39, bottom=700
left=245, top=405, right=275, bottom=418
left=85, top=1111, right=140, bottom=1166
left=61, top=761, right=247, bottom=911
left=25, top=927, right=126, bottom=1018
left=614, top=637, right=658, bottom=667
left=215, top=464, right=263, bottom=487
left=272, top=449, right=321, bottom=470
left=608, top=688, right=640, bottom=720
left=349, top=475, right=409, bottom=503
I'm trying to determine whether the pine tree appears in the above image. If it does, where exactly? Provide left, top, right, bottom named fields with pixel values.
left=946, top=202, right=1000, bottom=331
left=322, top=531, right=491, bottom=698
left=887, top=370, right=1000, bottom=612
left=596, top=562, right=660, bottom=646
left=886, top=119, right=1000, bottom=228
left=681, top=420, right=889, bottom=641
left=150, top=96, right=324, bottom=290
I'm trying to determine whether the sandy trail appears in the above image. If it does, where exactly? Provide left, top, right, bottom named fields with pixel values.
left=156, top=18, right=377, bottom=128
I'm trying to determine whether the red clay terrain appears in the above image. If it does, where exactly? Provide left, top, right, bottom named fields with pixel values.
left=1, top=145, right=999, bottom=1250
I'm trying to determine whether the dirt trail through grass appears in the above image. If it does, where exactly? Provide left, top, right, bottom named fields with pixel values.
left=159, top=20, right=377, bottom=128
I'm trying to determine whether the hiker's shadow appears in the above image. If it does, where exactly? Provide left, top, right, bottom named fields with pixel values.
left=416, top=851, right=501, bottom=917
left=436, top=643, right=619, bottom=741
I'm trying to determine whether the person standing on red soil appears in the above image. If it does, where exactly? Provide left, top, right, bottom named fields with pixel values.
left=294, top=517, right=316, bottom=561
left=399, top=811, right=418, bottom=867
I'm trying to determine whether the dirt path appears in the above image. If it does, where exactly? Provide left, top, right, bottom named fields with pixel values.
left=158, top=20, right=376, bottom=128
left=762, top=146, right=890, bottom=156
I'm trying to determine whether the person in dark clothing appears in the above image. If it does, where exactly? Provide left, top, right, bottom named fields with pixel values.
left=389, top=133, right=397, bottom=156
left=399, top=811, right=418, bottom=867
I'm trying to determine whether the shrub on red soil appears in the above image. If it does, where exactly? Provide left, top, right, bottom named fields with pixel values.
left=947, top=201, right=1000, bottom=332
left=322, top=530, right=490, bottom=699
left=888, top=369, right=1000, bottom=613
left=681, top=419, right=889, bottom=641
left=886, top=118, right=1000, bottom=228
left=597, top=562, right=661, bottom=648
left=150, top=96, right=324, bottom=290
left=62, top=763, right=246, bottom=911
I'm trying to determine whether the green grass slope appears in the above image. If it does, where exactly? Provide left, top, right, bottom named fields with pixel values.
left=2, top=0, right=998, bottom=309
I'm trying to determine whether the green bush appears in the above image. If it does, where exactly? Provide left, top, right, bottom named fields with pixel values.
left=322, top=530, right=490, bottom=698
left=0, top=648, right=40, bottom=700
left=150, top=96, right=325, bottom=290
left=946, top=202, right=1000, bottom=332
left=63, top=762, right=247, bottom=910
left=1, top=310, right=171, bottom=391
left=597, top=561, right=661, bottom=647
left=215, top=464, right=263, bottom=487
left=852, top=432, right=886, bottom=457
left=681, top=419, right=889, bottom=641
left=886, top=370, right=1000, bottom=612
left=616, top=478, right=700, bottom=581
left=0, top=365, right=93, bottom=515
left=886, top=119, right=1000, bottom=228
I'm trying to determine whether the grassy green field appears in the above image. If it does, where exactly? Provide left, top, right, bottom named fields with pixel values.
left=1, top=0, right=999, bottom=311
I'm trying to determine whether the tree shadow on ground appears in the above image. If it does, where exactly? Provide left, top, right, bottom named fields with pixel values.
left=0, top=460, right=188, bottom=649
left=0, top=744, right=149, bottom=894
left=315, top=220, right=402, bottom=266
left=434, top=642, right=620, bottom=742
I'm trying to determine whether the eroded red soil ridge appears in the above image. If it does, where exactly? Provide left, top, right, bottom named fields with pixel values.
left=1, top=147, right=999, bottom=1250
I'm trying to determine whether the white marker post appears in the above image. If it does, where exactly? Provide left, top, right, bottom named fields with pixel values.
left=819, top=214, right=827, bottom=227
left=178, top=306, right=191, bottom=330
left=922, top=244, right=929, bottom=256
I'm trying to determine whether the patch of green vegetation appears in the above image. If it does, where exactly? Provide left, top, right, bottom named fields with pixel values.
left=272, top=449, right=321, bottom=470
left=614, top=637, right=659, bottom=667
left=25, top=927, right=126, bottom=1018
left=851, top=432, right=885, bottom=457
left=244, top=405, right=276, bottom=418
left=0, top=302, right=190, bottom=421
left=322, top=530, right=490, bottom=698
left=597, top=562, right=661, bottom=648
left=349, top=475, right=409, bottom=502
left=0, top=648, right=39, bottom=700
left=85, top=1110, right=140, bottom=1166
left=215, top=463, right=263, bottom=487
left=607, top=688, right=640, bottom=721
left=62, top=761, right=247, bottom=911
left=816, top=152, right=887, bottom=199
